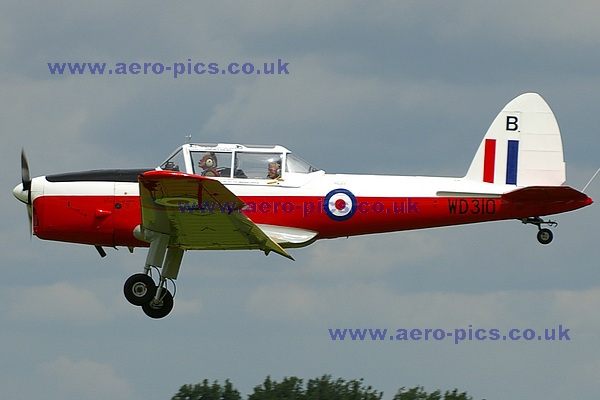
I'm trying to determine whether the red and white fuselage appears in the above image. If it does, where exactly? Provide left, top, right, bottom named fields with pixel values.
left=14, top=148, right=591, bottom=250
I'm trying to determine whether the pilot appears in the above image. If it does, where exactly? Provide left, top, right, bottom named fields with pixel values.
left=267, top=161, right=281, bottom=179
left=198, top=152, right=220, bottom=177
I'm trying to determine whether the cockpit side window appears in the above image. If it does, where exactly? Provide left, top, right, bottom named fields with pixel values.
left=235, top=152, right=283, bottom=179
left=191, top=151, right=233, bottom=177
left=160, top=149, right=185, bottom=172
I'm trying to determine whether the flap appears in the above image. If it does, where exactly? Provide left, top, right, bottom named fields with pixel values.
left=256, top=224, right=318, bottom=246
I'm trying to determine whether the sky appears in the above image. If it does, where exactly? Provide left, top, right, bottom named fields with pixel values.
left=1, top=1, right=600, bottom=399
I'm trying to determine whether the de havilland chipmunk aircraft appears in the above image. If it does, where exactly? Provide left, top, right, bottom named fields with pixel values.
left=13, top=93, right=594, bottom=318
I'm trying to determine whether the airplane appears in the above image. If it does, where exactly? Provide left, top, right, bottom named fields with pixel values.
left=12, top=93, right=594, bottom=319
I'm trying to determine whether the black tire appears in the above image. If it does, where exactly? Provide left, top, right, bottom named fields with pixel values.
left=537, top=228, right=553, bottom=245
left=123, top=274, right=156, bottom=306
left=142, top=289, right=174, bottom=319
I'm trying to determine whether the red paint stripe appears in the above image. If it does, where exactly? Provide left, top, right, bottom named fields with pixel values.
left=32, top=193, right=592, bottom=247
left=483, top=139, right=496, bottom=183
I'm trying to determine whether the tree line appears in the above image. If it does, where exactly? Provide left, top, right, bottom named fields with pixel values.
left=172, top=375, right=481, bottom=400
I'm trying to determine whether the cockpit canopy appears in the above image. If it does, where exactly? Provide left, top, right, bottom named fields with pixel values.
left=159, top=143, right=319, bottom=179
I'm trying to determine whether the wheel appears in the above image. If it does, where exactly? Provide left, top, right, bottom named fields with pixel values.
left=123, top=273, right=156, bottom=306
left=537, top=228, right=553, bottom=245
left=142, top=289, right=174, bottom=319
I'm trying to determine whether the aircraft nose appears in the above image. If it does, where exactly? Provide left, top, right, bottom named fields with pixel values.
left=13, top=183, right=28, bottom=204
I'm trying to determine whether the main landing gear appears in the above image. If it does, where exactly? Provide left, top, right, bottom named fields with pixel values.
left=521, top=217, right=558, bottom=245
left=123, top=233, right=183, bottom=319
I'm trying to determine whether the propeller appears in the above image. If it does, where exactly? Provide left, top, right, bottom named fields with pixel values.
left=21, top=148, right=31, bottom=191
left=19, top=149, right=33, bottom=236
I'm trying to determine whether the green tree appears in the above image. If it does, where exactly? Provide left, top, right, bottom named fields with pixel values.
left=305, top=375, right=383, bottom=400
left=172, top=378, right=242, bottom=400
left=247, top=375, right=382, bottom=400
left=248, top=375, right=304, bottom=400
left=172, top=376, right=479, bottom=400
left=394, top=386, right=471, bottom=400
left=441, top=388, right=472, bottom=400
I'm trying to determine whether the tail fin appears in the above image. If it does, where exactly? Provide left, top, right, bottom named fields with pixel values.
left=465, top=93, right=566, bottom=187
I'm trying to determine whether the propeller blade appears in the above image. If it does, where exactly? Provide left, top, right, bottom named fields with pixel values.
left=27, top=203, right=33, bottom=238
left=21, top=148, right=31, bottom=192
left=20, top=148, right=33, bottom=238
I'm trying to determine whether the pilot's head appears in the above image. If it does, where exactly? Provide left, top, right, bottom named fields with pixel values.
left=267, top=161, right=281, bottom=179
left=199, top=152, right=217, bottom=170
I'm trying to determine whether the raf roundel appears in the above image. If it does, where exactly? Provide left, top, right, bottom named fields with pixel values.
left=324, top=188, right=357, bottom=221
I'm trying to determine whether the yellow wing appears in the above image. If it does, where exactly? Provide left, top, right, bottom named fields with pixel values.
left=138, top=170, right=293, bottom=260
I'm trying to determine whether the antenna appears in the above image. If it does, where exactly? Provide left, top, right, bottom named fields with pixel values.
left=185, top=135, right=192, bottom=143
left=582, top=167, right=600, bottom=192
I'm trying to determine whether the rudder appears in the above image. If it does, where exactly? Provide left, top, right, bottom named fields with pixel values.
left=465, top=93, right=566, bottom=187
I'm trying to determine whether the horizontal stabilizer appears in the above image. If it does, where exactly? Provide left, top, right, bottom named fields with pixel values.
left=503, top=186, right=591, bottom=203
left=501, top=186, right=592, bottom=217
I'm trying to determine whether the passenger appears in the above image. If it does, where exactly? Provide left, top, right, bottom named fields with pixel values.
left=198, top=152, right=220, bottom=177
left=267, top=161, right=281, bottom=179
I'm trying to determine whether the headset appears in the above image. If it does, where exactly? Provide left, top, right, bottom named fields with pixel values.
left=203, top=153, right=217, bottom=168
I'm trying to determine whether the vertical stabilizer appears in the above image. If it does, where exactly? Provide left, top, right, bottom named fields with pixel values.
left=465, top=93, right=565, bottom=187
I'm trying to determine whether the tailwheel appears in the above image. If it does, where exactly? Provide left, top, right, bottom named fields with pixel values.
left=123, top=273, right=156, bottom=306
left=142, top=288, right=174, bottom=319
left=521, top=217, right=557, bottom=245
left=537, top=228, right=553, bottom=245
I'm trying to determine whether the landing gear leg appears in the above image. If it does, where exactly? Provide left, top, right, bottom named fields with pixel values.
left=142, top=247, right=184, bottom=319
left=521, top=217, right=557, bottom=245
left=123, top=233, right=184, bottom=319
